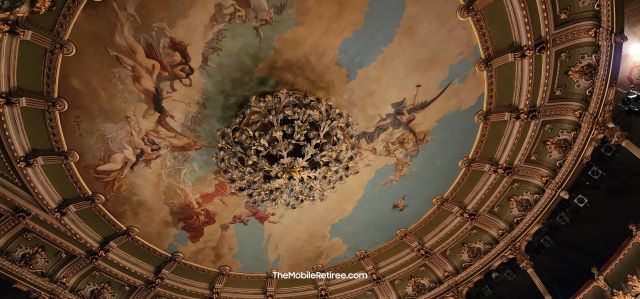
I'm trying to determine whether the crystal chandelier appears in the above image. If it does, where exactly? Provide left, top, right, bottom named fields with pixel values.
left=214, top=90, right=358, bottom=209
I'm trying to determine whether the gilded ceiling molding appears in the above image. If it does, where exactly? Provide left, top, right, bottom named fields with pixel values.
left=457, top=0, right=479, bottom=20
left=397, top=228, right=433, bottom=261
left=0, top=198, right=90, bottom=256
left=0, top=257, right=74, bottom=298
left=264, top=269, right=276, bottom=299
left=515, top=252, right=553, bottom=299
left=16, top=149, right=78, bottom=168
left=87, top=226, right=138, bottom=263
left=505, top=0, right=530, bottom=45
left=53, top=193, right=104, bottom=219
left=589, top=86, right=640, bottom=160
left=0, top=209, right=30, bottom=244
left=475, top=42, right=547, bottom=72
left=432, top=196, right=478, bottom=224
left=0, top=0, right=623, bottom=297
left=549, top=21, right=599, bottom=48
left=7, top=20, right=76, bottom=56
left=130, top=252, right=184, bottom=299
left=355, top=250, right=383, bottom=286
left=474, top=214, right=510, bottom=239
left=208, top=265, right=230, bottom=299
left=459, top=157, right=514, bottom=176
left=0, top=91, right=68, bottom=112
left=474, top=107, right=540, bottom=124
left=372, top=281, right=396, bottom=299
left=0, top=19, right=25, bottom=39
left=512, top=163, right=553, bottom=187
left=52, top=255, right=92, bottom=289
left=539, top=101, right=585, bottom=121
left=573, top=224, right=640, bottom=298
left=310, top=265, right=331, bottom=299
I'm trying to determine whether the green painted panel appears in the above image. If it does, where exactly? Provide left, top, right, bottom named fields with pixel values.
left=170, top=265, right=212, bottom=284
left=551, top=0, right=599, bottom=27
left=551, top=45, right=598, bottom=101
left=525, top=0, right=543, bottom=41
left=492, top=180, right=543, bottom=222
left=40, top=164, right=80, bottom=199
left=0, top=152, right=14, bottom=180
left=72, top=268, right=131, bottom=299
left=157, top=283, right=200, bottom=298
left=117, top=240, right=164, bottom=268
left=25, top=2, right=65, bottom=32
left=385, top=256, right=419, bottom=276
left=101, top=258, right=147, bottom=282
left=16, top=42, right=46, bottom=93
left=478, top=120, right=508, bottom=160
left=494, top=63, right=516, bottom=107
left=75, top=209, right=118, bottom=238
left=507, top=122, right=532, bottom=165
left=223, top=277, right=265, bottom=289
left=482, top=0, right=514, bottom=50
left=339, top=262, right=365, bottom=274
left=0, top=194, right=17, bottom=210
left=450, top=170, right=485, bottom=205
left=414, top=209, right=451, bottom=238
left=277, top=277, right=314, bottom=288
left=371, top=242, right=411, bottom=265
left=29, top=216, right=88, bottom=250
left=531, top=55, right=543, bottom=107
left=20, top=107, right=53, bottom=150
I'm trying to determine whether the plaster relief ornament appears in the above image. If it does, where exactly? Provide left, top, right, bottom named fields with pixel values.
left=215, top=90, right=358, bottom=209
left=508, top=190, right=540, bottom=222
left=567, top=53, right=599, bottom=94
left=460, top=240, right=492, bottom=268
left=6, top=245, right=50, bottom=274
left=543, top=129, right=577, bottom=165
left=77, top=281, right=116, bottom=299
left=405, top=276, right=437, bottom=297
left=0, top=0, right=54, bottom=18
left=612, top=275, right=640, bottom=299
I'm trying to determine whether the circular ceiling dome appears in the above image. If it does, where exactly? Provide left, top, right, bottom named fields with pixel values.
left=0, top=0, right=620, bottom=297
left=58, top=0, right=483, bottom=272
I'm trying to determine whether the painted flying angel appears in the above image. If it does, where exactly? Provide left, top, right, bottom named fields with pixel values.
left=357, top=82, right=452, bottom=148
left=209, top=0, right=288, bottom=44
left=249, top=0, right=288, bottom=43
left=392, top=195, right=409, bottom=212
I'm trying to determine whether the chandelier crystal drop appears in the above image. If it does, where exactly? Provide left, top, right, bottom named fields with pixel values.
left=214, top=90, right=358, bottom=209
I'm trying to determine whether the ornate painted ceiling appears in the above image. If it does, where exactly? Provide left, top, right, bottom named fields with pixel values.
left=0, top=0, right=626, bottom=298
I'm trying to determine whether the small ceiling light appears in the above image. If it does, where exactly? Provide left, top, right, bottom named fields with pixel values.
left=629, top=43, right=640, bottom=61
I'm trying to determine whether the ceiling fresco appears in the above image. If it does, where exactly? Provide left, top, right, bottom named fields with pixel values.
left=58, top=0, right=483, bottom=272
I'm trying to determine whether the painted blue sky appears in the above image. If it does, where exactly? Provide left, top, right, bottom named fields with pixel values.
left=337, top=0, right=406, bottom=81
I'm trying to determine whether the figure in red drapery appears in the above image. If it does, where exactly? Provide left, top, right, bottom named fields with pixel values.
left=178, top=205, right=217, bottom=243
left=199, top=180, right=232, bottom=206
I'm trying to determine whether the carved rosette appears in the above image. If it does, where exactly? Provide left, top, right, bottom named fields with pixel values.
left=567, top=53, right=599, bottom=94
left=459, top=240, right=492, bottom=268
left=508, top=190, right=540, bottom=222
left=77, top=281, right=117, bottom=299
left=543, top=129, right=577, bottom=162
left=405, top=276, right=436, bottom=297
left=6, top=245, right=50, bottom=274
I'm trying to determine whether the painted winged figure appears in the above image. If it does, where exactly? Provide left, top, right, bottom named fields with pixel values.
left=210, top=0, right=288, bottom=43
left=357, top=82, right=452, bottom=147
